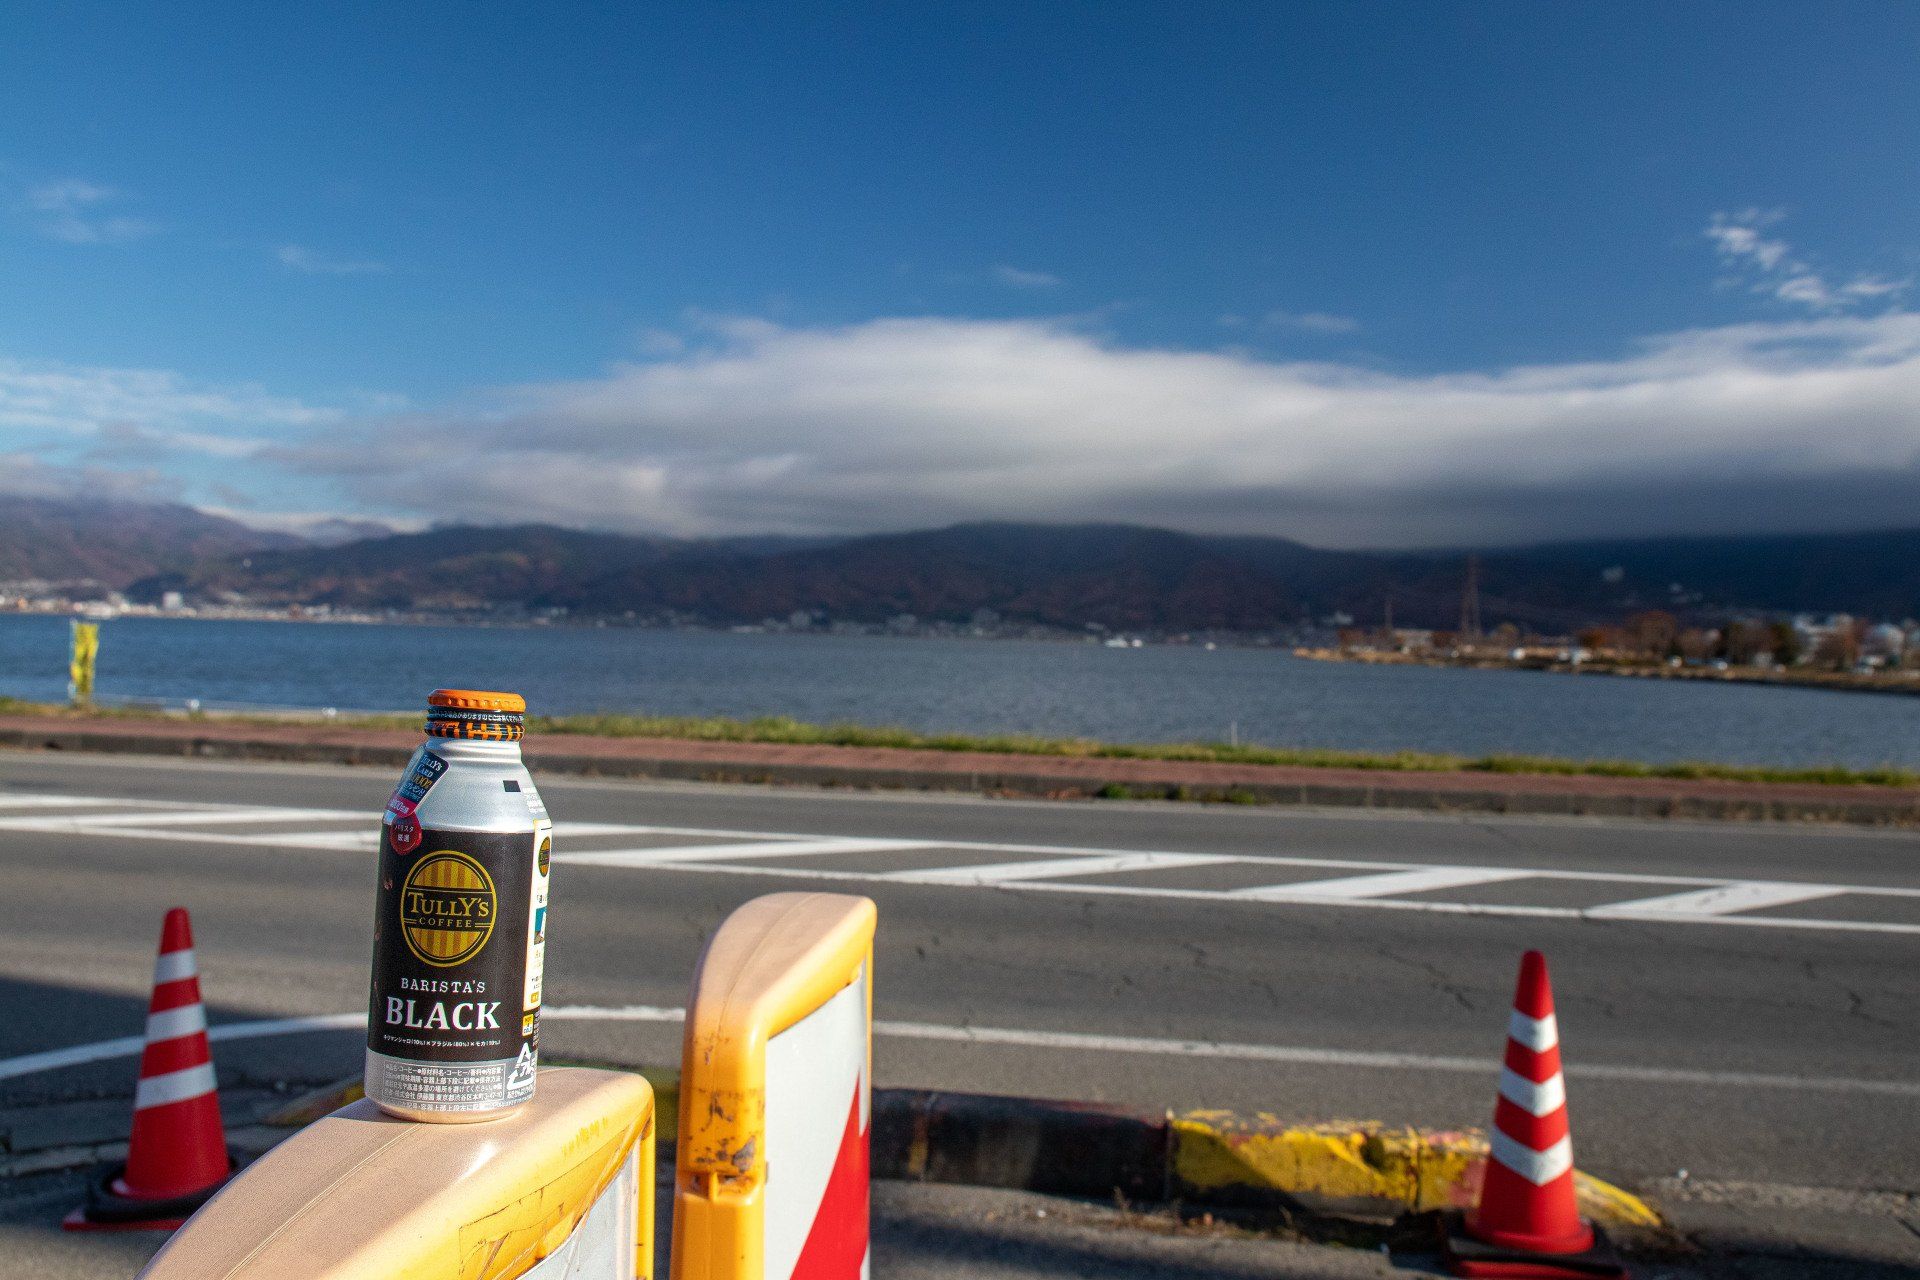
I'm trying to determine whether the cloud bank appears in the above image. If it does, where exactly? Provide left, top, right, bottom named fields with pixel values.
left=278, top=310, right=1920, bottom=546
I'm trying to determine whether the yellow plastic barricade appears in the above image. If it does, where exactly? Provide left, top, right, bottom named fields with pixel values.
left=139, top=1067, right=656, bottom=1280
left=671, top=893, right=876, bottom=1280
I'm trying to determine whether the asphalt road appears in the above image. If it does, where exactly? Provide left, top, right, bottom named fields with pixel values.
left=1, top=752, right=1914, bottom=1196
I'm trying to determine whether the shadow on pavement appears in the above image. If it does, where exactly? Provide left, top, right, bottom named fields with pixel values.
left=0, top=973, right=363, bottom=1110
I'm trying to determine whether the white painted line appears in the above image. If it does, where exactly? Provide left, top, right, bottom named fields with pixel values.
left=4, top=792, right=1918, bottom=932
left=887, top=852, right=1235, bottom=885
left=570, top=856, right=1920, bottom=936
left=864, top=1018, right=1920, bottom=1098
left=0, top=1007, right=1913, bottom=1099
left=27, top=806, right=357, bottom=829
left=276, top=831, right=381, bottom=850
left=559, top=837, right=931, bottom=867
left=0, top=1013, right=366, bottom=1082
left=0, top=793, right=245, bottom=812
left=1235, top=866, right=1534, bottom=901
left=1590, top=882, right=1851, bottom=918
left=8, top=789, right=1920, bottom=894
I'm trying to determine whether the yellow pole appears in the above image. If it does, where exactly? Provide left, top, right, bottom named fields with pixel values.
left=69, top=621, right=98, bottom=706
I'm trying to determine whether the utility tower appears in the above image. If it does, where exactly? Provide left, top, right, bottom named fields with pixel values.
left=1460, top=554, right=1483, bottom=639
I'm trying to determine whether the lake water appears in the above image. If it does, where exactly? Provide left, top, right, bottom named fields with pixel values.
left=1, top=614, right=1916, bottom=769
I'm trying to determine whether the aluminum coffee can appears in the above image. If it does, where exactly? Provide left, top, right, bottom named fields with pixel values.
left=365, top=689, right=552, bottom=1122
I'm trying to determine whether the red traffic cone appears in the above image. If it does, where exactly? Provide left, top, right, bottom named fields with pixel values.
left=65, top=908, right=233, bottom=1232
left=1441, top=951, right=1625, bottom=1278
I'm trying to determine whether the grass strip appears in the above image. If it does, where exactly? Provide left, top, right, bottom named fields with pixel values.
left=2, top=696, right=1912, bottom=789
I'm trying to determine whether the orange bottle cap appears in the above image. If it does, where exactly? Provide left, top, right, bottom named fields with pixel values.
left=426, top=689, right=527, bottom=714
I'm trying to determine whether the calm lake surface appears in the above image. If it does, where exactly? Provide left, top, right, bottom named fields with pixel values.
left=2, top=614, right=1917, bottom=769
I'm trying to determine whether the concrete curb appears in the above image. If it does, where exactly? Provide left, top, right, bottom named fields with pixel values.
left=4, top=713, right=1919, bottom=824
left=252, top=1074, right=1662, bottom=1232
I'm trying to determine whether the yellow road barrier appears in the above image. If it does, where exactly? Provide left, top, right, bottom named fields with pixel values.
left=141, top=1067, right=656, bottom=1280
left=671, top=893, right=876, bottom=1280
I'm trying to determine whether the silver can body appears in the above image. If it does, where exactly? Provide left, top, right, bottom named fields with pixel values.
left=365, top=735, right=552, bottom=1121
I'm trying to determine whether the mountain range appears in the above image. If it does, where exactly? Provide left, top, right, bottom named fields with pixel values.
left=5, top=496, right=1917, bottom=632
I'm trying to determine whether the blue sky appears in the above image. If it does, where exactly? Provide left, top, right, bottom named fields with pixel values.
left=4, top=3, right=1919, bottom=545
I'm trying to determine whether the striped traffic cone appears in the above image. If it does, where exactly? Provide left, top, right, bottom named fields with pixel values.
left=65, top=907, right=233, bottom=1231
left=1440, top=950, right=1625, bottom=1278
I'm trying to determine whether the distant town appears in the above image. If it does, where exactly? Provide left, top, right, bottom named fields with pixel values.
left=1305, top=609, right=1920, bottom=696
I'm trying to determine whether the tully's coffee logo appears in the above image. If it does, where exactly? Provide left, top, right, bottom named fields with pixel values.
left=400, top=851, right=497, bottom=967
left=538, top=835, right=551, bottom=875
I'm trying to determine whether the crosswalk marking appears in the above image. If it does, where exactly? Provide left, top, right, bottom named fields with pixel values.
left=559, top=837, right=933, bottom=868
left=0, top=806, right=352, bottom=830
left=276, top=830, right=382, bottom=850
left=0, top=794, right=151, bottom=810
left=1234, top=866, right=1534, bottom=901
left=1589, top=881, right=1850, bottom=918
left=888, top=851, right=1235, bottom=885
left=0, top=790, right=1915, bottom=935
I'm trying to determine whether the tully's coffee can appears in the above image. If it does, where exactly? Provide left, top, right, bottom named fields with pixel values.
left=365, top=689, right=552, bottom=1122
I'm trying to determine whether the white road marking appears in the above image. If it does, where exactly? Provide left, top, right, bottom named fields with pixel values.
left=0, top=794, right=167, bottom=810
left=0, top=1013, right=366, bottom=1082
left=1, top=791, right=1917, bottom=934
left=2, top=1007, right=1913, bottom=1099
left=1589, top=882, right=1851, bottom=918
left=1235, top=866, right=1534, bottom=900
left=560, top=837, right=932, bottom=867
left=0, top=806, right=354, bottom=830
left=888, top=852, right=1234, bottom=884
left=277, top=831, right=382, bottom=850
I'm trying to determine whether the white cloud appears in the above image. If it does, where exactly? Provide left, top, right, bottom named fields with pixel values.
left=990, top=264, right=1062, bottom=289
left=277, top=310, right=1920, bottom=546
left=1705, top=210, right=1905, bottom=313
left=277, top=244, right=389, bottom=275
left=0, top=452, right=180, bottom=502
left=21, top=180, right=159, bottom=244
left=1262, top=309, right=1360, bottom=334
left=195, top=506, right=421, bottom=542
left=0, top=357, right=334, bottom=440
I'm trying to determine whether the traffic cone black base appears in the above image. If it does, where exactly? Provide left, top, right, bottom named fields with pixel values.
left=61, top=1155, right=237, bottom=1232
left=1439, top=1205, right=1627, bottom=1277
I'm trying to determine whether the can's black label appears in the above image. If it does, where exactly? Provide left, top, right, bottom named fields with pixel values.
left=368, top=827, right=537, bottom=1069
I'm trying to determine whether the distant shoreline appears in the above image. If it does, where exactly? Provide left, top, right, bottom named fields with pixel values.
left=3, top=695, right=1913, bottom=791
left=0, top=604, right=1296, bottom=647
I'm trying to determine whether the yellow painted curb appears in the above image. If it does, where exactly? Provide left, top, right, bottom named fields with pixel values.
left=1170, top=1112, right=1663, bottom=1229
